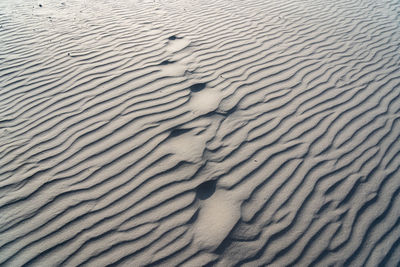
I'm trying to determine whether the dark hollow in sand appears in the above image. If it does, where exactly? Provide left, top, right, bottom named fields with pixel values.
left=196, top=180, right=217, bottom=200
left=190, top=83, right=206, bottom=92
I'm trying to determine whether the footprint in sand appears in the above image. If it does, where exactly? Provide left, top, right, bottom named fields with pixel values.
left=192, top=189, right=241, bottom=250
left=165, top=35, right=191, bottom=53
left=158, top=35, right=197, bottom=77
left=188, top=83, right=223, bottom=115
left=158, top=59, right=187, bottom=77
left=160, top=127, right=206, bottom=164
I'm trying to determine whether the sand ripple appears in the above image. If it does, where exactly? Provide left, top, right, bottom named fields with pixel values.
left=1, top=0, right=400, bottom=266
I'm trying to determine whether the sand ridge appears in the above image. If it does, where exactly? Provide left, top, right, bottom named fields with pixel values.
left=1, top=0, right=400, bottom=266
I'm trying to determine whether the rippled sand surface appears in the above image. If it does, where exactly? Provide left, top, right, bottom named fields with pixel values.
left=1, top=0, right=400, bottom=266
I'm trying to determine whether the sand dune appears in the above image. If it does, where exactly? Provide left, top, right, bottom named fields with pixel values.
left=1, top=0, right=400, bottom=266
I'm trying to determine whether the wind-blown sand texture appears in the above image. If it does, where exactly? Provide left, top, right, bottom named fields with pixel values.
left=1, top=0, right=400, bottom=266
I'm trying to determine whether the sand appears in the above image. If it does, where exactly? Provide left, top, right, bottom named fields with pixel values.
left=1, top=0, right=400, bottom=266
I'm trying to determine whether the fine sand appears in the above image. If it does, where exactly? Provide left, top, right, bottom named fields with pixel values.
left=1, top=0, right=400, bottom=266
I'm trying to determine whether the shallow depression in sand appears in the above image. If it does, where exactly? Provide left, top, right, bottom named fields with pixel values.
left=193, top=190, right=241, bottom=250
left=189, top=89, right=222, bottom=115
